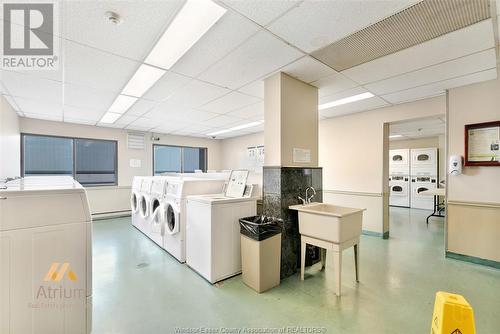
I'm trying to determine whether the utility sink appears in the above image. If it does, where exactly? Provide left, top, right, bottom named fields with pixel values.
left=289, top=203, right=365, bottom=244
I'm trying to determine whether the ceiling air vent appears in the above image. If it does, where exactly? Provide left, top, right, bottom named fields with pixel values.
left=127, top=133, right=145, bottom=150
left=311, top=0, right=491, bottom=71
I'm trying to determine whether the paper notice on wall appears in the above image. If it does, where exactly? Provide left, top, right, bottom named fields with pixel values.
left=129, top=159, right=141, bottom=168
left=293, top=148, right=311, bottom=163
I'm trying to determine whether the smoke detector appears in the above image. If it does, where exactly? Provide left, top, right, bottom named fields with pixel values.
left=104, top=11, right=122, bottom=25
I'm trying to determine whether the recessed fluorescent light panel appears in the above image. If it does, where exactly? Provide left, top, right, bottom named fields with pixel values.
left=207, top=121, right=263, bottom=136
left=122, top=64, right=166, bottom=97
left=99, top=112, right=122, bottom=124
left=145, top=0, right=227, bottom=69
left=108, top=95, right=138, bottom=114
left=389, top=134, right=403, bottom=139
left=318, top=92, right=374, bottom=110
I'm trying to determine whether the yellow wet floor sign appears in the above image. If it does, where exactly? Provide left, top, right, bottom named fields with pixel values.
left=431, top=291, right=476, bottom=334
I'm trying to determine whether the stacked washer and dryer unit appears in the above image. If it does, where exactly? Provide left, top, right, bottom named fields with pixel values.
left=410, top=148, right=438, bottom=210
left=389, top=148, right=438, bottom=210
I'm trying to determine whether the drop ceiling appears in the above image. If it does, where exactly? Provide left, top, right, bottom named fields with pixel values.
left=390, top=116, right=446, bottom=140
left=1, top=0, right=499, bottom=139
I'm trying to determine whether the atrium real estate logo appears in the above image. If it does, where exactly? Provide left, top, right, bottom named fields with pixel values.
left=1, top=1, right=59, bottom=70
left=29, top=262, right=85, bottom=310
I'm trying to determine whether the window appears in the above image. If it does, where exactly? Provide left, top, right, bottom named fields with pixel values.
left=153, top=145, right=206, bottom=175
left=22, top=134, right=117, bottom=186
left=75, top=139, right=117, bottom=185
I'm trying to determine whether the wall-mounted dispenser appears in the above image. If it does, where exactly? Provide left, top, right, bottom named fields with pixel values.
left=449, top=155, right=462, bottom=175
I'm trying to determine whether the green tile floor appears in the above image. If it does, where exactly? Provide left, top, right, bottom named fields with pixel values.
left=92, top=208, right=500, bottom=334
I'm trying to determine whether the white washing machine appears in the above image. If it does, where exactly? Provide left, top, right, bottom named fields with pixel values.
left=162, top=178, right=225, bottom=263
left=410, top=148, right=438, bottom=176
left=143, top=177, right=169, bottom=247
left=186, top=192, right=257, bottom=284
left=131, top=176, right=143, bottom=229
left=136, top=177, right=153, bottom=234
left=411, top=176, right=437, bottom=210
left=0, top=176, right=92, bottom=334
left=389, top=175, right=410, bottom=207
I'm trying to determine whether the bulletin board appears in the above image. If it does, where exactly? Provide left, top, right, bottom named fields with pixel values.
left=464, top=121, right=500, bottom=166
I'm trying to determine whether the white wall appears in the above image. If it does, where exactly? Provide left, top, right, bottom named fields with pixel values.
left=19, top=118, right=223, bottom=215
left=447, top=78, right=500, bottom=263
left=220, top=132, right=264, bottom=194
left=0, top=96, right=20, bottom=179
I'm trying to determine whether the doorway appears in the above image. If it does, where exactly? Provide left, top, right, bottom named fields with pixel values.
left=384, top=116, right=446, bottom=241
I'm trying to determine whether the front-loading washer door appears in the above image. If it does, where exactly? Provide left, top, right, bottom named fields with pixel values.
left=165, top=203, right=180, bottom=235
left=130, top=191, right=139, bottom=213
left=139, top=195, right=150, bottom=219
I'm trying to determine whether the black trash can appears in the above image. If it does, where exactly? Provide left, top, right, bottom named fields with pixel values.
left=239, top=216, right=282, bottom=293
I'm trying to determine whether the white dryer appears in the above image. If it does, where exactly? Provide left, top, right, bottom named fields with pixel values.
left=0, top=176, right=92, bottom=334
left=389, top=149, right=410, bottom=175
left=389, top=175, right=410, bottom=207
left=410, top=148, right=438, bottom=176
left=162, top=178, right=225, bottom=263
left=411, top=176, right=437, bottom=210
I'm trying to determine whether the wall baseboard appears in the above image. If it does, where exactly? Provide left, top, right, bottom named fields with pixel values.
left=362, top=230, right=381, bottom=237
left=361, top=230, right=390, bottom=239
left=92, top=210, right=131, bottom=221
left=446, top=251, right=500, bottom=270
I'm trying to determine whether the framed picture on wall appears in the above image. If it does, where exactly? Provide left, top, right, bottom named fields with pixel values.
left=464, top=121, right=500, bottom=166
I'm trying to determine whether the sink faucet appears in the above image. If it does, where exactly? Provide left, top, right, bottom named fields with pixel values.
left=298, top=187, right=316, bottom=205
left=306, top=187, right=316, bottom=204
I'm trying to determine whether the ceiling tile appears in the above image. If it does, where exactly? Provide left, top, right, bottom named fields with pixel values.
left=319, top=86, right=368, bottom=105
left=382, top=68, right=498, bottom=104
left=63, top=0, right=184, bottom=61
left=311, top=71, right=359, bottom=98
left=202, top=114, right=242, bottom=128
left=144, top=106, right=190, bottom=121
left=64, top=40, right=139, bottom=93
left=268, top=0, right=416, bottom=53
left=115, top=114, right=139, bottom=126
left=64, top=118, right=97, bottom=126
left=142, top=71, right=191, bottom=102
left=174, top=123, right=212, bottom=135
left=22, top=112, right=63, bottom=122
left=185, top=109, right=222, bottom=122
left=238, top=80, right=264, bottom=98
left=280, top=56, right=336, bottom=83
left=15, top=96, right=63, bottom=118
left=365, top=49, right=497, bottom=95
left=226, top=101, right=264, bottom=119
left=320, top=96, right=389, bottom=119
left=220, top=0, right=300, bottom=26
left=64, top=83, right=116, bottom=112
left=63, top=105, right=104, bottom=122
left=126, top=117, right=158, bottom=131
left=126, top=99, right=157, bottom=116
left=163, top=79, right=230, bottom=108
left=1, top=70, right=62, bottom=102
left=199, top=30, right=303, bottom=89
left=171, top=12, right=260, bottom=77
left=391, top=117, right=445, bottom=134
left=198, top=91, right=261, bottom=114
left=342, top=19, right=496, bottom=84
